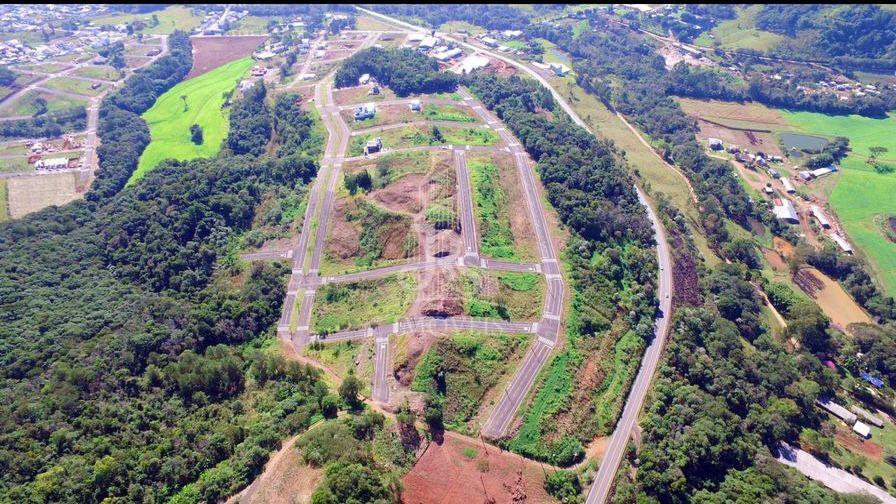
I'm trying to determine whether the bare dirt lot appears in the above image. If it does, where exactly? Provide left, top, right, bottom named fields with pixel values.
left=333, top=85, right=398, bottom=106
left=341, top=103, right=418, bottom=130
left=401, top=431, right=554, bottom=504
left=7, top=171, right=84, bottom=218
left=188, top=36, right=267, bottom=79
left=796, top=268, right=872, bottom=332
left=231, top=435, right=323, bottom=504
left=695, top=119, right=783, bottom=156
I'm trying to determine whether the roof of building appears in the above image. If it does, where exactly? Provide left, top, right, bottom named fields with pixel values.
left=781, top=177, right=796, bottom=192
left=810, top=205, right=831, bottom=227
left=830, top=234, right=853, bottom=253
left=816, top=398, right=858, bottom=424
left=772, top=199, right=798, bottom=222
left=451, top=54, right=489, bottom=74
left=853, top=421, right=872, bottom=438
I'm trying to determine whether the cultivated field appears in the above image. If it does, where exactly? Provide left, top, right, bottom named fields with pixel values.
left=7, top=171, right=82, bottom=218
left=131, top=57, right=253, bottom=184
left=693, top=5, right=785, bottom=52
left=0, top=89, right=86, bottom=118
left=188, top=36, right=267, bottom=79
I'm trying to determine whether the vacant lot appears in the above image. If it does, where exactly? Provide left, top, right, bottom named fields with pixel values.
left=71, top=65, right=122, bottom=81
left=43, top=77, right=108, bottom=97
left=312, top=274, right=416, bottom=334
left=7, top=171, right=82, bottom=218
left=131, top=57, right=253, bottom=184
left=188, top=36, right=267, bottom=79
left=303, top=339, right=374, bottom=397
left=459, top=270, right=544, bottom=321
left=468, top=153, right=538, bottom=262
left=423, top=104, right=477, bottom=123
left=799, top=268, right=872, bottom=332
left=340, top=103, right=417, bottom=130
left=91, top=6, right=205, bottom=35
left=0, top=89, right=86, bottom=118
left=349, top=125, right=498, bottom=157
left=676, top=97, right=789, bottom=130
left=333, top=86, right=398, bottom=106
left=401, top=431, right=553, bottom=504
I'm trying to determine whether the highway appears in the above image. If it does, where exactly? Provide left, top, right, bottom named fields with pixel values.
left=353, top=8, right=675, bottom=503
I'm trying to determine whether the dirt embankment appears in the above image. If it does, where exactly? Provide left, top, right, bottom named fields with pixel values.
left=188, top=36, right=267, bottom=79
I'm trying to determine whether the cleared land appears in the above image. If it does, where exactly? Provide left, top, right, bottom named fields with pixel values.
left=0, top=179, right=7, bottom=221
left=459, top=270, right=544, bottom=321
left=188, top=36, right=267, bottom=79
left=693, top=5, right=786, bottom=51
left=71, top=65, right=122, bottom=81
left=349, top=125, right=498, bottom=157
left=7, top=171, right=82, bottom=218
left=312, top=274, right=416, bottom=334
left=333, top=86, right=398, bottom=106
left=0, top=89, right=86, bottom=118
left=303, top=339, right=375, bottom=397
left=91, top=6, right=205, bottom=35
left=131, top=57, right=253, bottom=185
left=401, top=431, right=553, bottom=504
left=42, top=77, right=108, bottom=97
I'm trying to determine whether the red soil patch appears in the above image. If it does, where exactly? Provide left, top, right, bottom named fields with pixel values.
left=835, top=425, right=884, bottom=460
left=401, top=433, right=554, bottom=504
left=415, top=268, right=464, bottom=318
left=188, top=36, right=267, bottom=79
left=325, top=201, right=361, bottom=260
left=774, top=236, right=794, bottom=258
left=762, top=248, right=787, bottom=272
left=370, top=174, right=426, bottom=214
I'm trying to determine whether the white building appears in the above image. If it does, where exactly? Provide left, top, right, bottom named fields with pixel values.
left=409, top=99, right=421, bottom=112
left=831, top=234, right=854, bottom=254
left=452, top=54, right=489, bottom=74
left=772, top=199, right=798, bottom=224
left=781, top=177, right=796, bottom=194
left=359, top=73, right=370, bottom=85
left=853, top=421, right=871, bottom=439
left=35, top=157, right=69, bottom=170
left=433, top=47, right=462, bottom=61
left=419, top=36, right=438, bottom=51
left=550, top=62, right=571, bottom=76
left=810, top=205, right=831, bottom=228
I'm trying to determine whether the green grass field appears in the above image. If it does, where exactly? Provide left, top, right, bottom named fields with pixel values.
left=469, top=157, right=518, bottom=260
left=461, top=270, right=544, bottom=321
left=312, top=274, right=416, bottom=334
left=91, top=6, right=204, bottom=35
left=781, top=111, right=896, bottom=295
left=0, top=90, right=86, bottom=118
left=43, top=77, right=107, bottom=97
left=693, top=5, right=785, bottom=52
left=423, top=104, right=476, bottom=123
left=130, top=57, right=253, bottom=185
left=71, top=65, right=122, bottom=81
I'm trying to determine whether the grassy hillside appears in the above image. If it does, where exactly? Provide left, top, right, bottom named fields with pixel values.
left=131, top=57, right=253, bottom=185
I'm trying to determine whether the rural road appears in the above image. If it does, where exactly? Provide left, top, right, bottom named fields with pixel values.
left=354, top=7, right=676, bottom=502
left=776, top=443, right=896, bottom=503
left=453, top=148, right=480, bottom=260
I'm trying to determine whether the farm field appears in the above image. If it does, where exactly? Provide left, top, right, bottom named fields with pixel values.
left=311, top=274, right=416, bottom=334
left=131, top=57, right=253, bottom=185
left=19, top=62, right=71, bottom=74
left=0, top=89, right=86, bottom=118
left=6, top=171, right=82, bottom=218
left=70, top=65, right=122, bottom=81
left=188, top=36, right=267, bottom=79
left=693, top=4, right=785, bottom=52
left=468, top=153, right=538, bottom=262
left=42, top=77, right=108, bottom=97
left=781, top=111, right=896, bottom=295
left=356, top=14, right=399, bottom=32
left=90, top=5, right=205, bottom=35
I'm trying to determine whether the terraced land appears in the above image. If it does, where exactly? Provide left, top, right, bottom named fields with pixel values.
left=131, top=57, right=253, bottom=184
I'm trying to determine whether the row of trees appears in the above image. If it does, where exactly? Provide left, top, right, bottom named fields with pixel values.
left=370, top=4, right=540, bottom=30
left=335, top=47, right=459, bottom=97
left=0, top=107, right=86, bottom=140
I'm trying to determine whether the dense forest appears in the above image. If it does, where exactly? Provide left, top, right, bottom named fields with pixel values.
left=335, top=47, right=459, bottom=96
left=528, top=21, right=755, bottom=253
left=0, top=33, right=329, bottom=502
left=0, top=107, right=86, bottom=140
left=756, top=4, right=896, bottom=71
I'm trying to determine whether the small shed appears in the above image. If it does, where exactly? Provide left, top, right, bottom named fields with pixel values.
left=359, top=73, right=370, bottom=85
left=707, top=138, right=723, bottom=150
left=853, top=421, right=872, bottom=439
left=409, top=99, right=421, bottom=112
left=781, top=177, right=796, bottom=194
left=831, top=234, right=854, bottom=255
left=810, top=205, right=831, bottom=228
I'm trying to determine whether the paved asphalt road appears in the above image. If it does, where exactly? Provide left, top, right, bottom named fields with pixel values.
left=355, top=8, right=676, bottom=503
left=585, top=186, right=673, bottom=504
left=373, top=336, right=390, bottom=402
left=453, top=148, right=480, bottom=258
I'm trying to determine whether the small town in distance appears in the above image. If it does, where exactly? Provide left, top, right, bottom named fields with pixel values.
left=1, top=4, right=896, bottom=504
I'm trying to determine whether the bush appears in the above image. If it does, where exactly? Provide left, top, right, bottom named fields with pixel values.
left=545, top=470, right=583, bottom=504
left=190, top=123, right=203, bottom=144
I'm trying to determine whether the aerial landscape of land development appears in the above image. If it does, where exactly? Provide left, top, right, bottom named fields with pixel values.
left=6, top=4, right=896, bottom=504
